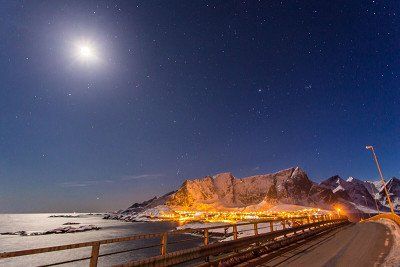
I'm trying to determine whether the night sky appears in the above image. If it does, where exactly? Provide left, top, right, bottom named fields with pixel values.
left=1, top=1, right=399, bottom=213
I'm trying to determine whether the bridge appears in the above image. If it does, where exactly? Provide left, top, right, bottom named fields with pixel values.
left=0, top=214, right=398, bottom=266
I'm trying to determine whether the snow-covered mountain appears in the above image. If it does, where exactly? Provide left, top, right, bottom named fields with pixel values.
left=121, top=191, right=176, bottom=214
left=377, top=177, right=400, bottom=210
left=320, top=175, right=383, bottom=211
left=108, top=167, right=399, bottom=221
left=166, top=167, right=337, bottom=211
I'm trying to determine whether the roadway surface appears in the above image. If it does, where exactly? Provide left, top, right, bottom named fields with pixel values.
left=252, top=221, right=393, bottom=267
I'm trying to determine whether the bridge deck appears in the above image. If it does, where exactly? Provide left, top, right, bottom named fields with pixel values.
left=243, top=221, right=392, bottom=267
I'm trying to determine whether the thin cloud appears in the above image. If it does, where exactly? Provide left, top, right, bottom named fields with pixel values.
left=58, top=174, right=162, bottom=187
left=121, top=174, right=163, bottom=181
left=59, top=179, right=114, bottom=188
left=59, top=180, right=99, bottom=188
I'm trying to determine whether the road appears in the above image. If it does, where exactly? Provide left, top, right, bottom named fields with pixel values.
left=253, top=221, right=393, bottom=267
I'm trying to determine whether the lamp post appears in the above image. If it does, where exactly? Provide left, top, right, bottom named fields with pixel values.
left=365, top=145, right=394, bottom=214
left=369, top=182, right=380, bottom=214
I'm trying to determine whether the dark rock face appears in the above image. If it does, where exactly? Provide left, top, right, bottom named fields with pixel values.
left=378, top=177, right=400, bottom=209
left=308, top=184, right=338, bottom=205
left=122, top=191, right=176, bottom=214
left=320, top=175, right=346, bottom=191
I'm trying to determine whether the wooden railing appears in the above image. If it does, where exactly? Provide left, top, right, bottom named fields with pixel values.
left=0, top=214, right=345, bottom=266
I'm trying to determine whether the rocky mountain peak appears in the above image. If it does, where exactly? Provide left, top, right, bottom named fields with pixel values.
left=288, top=166, right=311, bottom=184
left=212, top=172, right=234, bottom=183
left=165, top=166, right=334, bottom=211
left=117, top=168, right=400, bottom=220
left=387, top=177, right=400, bottom=187
left=320, top=175, right=345, bottom=189
left=379, top=177, right=400, bottom=209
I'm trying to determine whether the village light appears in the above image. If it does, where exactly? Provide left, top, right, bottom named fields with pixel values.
left=336, top=208, right=341, bottom=216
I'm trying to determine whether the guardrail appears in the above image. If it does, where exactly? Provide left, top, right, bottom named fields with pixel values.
left=366, top=212, right=400, bottom=225
left=0, top=214, right=346, bottom=267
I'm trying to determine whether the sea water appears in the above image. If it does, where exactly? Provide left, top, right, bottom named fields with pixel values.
left=0, top=213, right=196, bottom=266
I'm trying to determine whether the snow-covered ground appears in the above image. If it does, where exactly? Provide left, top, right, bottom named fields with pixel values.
left=104, top=205, right=174, bottom=222
left=378, top=219, right=400, bottom=265
left=350, top=202, right=379, bottom=214
left=176, top=220, right=287, bottom=241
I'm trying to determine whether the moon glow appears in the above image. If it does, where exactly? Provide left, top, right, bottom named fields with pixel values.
left=79, top=45, right=93, bottom=58
left=74, top=41, right=98, bottom=63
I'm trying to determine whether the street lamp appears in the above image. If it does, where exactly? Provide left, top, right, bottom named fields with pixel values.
left=336, top=207, right=341, bottom=217
left=365, top=145, right=394, bottom=214
left=369, top=182, right=380, bottom=214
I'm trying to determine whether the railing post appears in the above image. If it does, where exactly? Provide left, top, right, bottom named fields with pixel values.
left=161, top=233, right=168, bottom=256
left=233, top=225, right=238, bottom=240
left=282, top=220, right=287, bottom=237
left=89, top=242, right=100, bottom=267
left=204, top=229, right=209, bottom=245
left=270, top=221, right=274, bottom=232
left=253, top=223, right=258, bottom=235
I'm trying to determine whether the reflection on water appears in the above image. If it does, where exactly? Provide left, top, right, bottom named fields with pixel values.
left=0, top=214, right=199, bottom=266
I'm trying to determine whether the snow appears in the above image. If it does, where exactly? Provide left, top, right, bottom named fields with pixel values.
left=376, top=218, right=400, bottom=265
left=176, top=221, right=287, bottom=242
left=333, top=184, right=345, bottom=193
left=136, top=205, right=171, bottom=218
left=109, top=167, right=400, bottom=224
left=104, top=205, right=174, bottom=222
left=350, top=202, right=379, bottom=214
left=372, top=180, right=384, bottom=191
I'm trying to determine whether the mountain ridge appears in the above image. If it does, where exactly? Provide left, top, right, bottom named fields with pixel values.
left=110, top=166, right=399, bottom=221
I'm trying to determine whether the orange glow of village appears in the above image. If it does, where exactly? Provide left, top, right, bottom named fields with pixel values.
left=154, top=207, right=340, bottom=224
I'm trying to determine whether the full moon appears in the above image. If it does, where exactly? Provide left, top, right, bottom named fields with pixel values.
left=74, top=41, right=98, bottom=63
left=79, top=45, right=93, bottom=58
